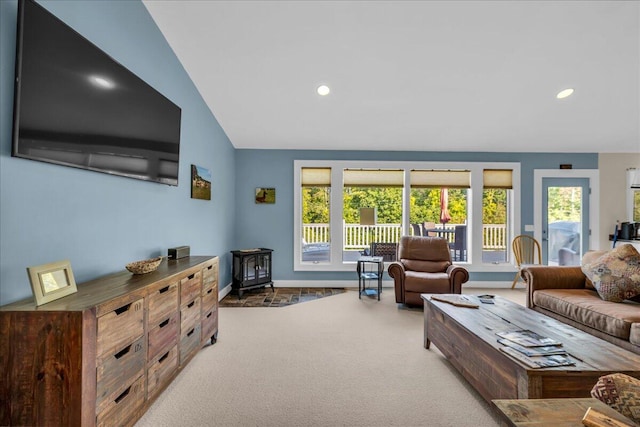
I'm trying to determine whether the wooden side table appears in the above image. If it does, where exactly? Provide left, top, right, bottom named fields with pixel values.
left=492, top=398, right=635, bottom=427
left=357, top=256, right=384, bottom=300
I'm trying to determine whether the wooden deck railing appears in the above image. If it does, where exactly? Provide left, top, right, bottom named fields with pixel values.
left=303, top=223, right=507, bottom=250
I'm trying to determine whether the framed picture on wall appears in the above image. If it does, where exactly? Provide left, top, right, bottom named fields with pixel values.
left=191, top=164, right=212, bottom=200
left=255, top=187, right=275, bottom=204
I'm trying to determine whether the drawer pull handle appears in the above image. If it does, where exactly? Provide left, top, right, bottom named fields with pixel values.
left=159, top=351, right=169, bottom=363
left=187, top=301, right=195, bottom=308
left=159, top=285, right=170, bottom=294
left=114, top=345, right=131, bottom=359
left=188, top=273, right=195, bottom=280
left=159, top=318, right=170, bottom=328
left=114, top=303, right=131, bottom=315
left=207, top=265, right=213, bottom=270
left=114, top=386, right=131, bottom=404
left=187, top=328, right=195, bottom=337
left=206, top=311, right=213, bottom=318
left=207, top=289, right=213, bottom=295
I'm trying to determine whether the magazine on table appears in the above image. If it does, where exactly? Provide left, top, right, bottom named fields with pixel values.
left=496, top=329, right=562, bottom=347
left=499, top=347, right=575, bottom=369
left=497, top=339, right=567, bottom=357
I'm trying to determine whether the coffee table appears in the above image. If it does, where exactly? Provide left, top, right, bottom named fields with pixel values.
left=493, top=398, right=635, bottom=427
left=422, top=294, right=640, bottom=403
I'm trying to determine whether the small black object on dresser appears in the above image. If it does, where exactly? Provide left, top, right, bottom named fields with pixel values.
left=168, top=245, right=190, bottom=259
left=230, top=248, right=274, bottom=298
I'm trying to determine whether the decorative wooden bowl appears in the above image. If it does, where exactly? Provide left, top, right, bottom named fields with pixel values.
left=126, top=256, right=163, bottom=274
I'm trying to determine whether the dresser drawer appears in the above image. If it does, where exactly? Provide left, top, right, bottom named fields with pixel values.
left=148, top=312, right=179, bottom=362
left=147, top=345, right=178, bottom=399
left=202, top=260, right=218, bottom=289
left=96, top=336, right=145, bottom=414
left=96, top=374, right=145, bottom=427
left=180, top=271, right=201, bottom=304
left=97, top=298, right=144, bottom=357
left=202, top=307, right=218, bottom=342
left=180, top=296, right=201, bottom=333
left=201, top=282, right=217, bottom=313
left=180, top=323, right=202, bottom=364
left=147, top=281, right=178, bottom=326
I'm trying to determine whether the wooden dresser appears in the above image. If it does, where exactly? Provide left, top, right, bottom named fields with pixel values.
left=0, top=255, right=219, bottom=427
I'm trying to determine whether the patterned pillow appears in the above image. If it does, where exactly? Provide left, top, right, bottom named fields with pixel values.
left=581, top=244, right=640, bottom=302
left=591, top=373, right=640, bottom=424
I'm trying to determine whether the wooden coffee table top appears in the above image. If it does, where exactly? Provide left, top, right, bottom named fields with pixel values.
left=423, top=294, right=640, bottom=373
left=493, top=398, right=635, bottom=427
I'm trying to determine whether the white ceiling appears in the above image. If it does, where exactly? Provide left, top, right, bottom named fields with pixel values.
left=143, top=0, right=640, bottom=153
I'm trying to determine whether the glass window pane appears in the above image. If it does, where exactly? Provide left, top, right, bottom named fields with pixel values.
left=301, top=186, right=331, bottom=263
left=343, top=177, right=403, bottom=262
left=547, top=186, right=582, bottom=266
left=482, top=188, right=509, bottom=263
left=409, top=188, right=468, bottom=261
left=634, top=190, right=640, bottom=222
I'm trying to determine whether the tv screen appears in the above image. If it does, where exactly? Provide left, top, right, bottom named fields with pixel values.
left=12, top=0, right=182, bottom=186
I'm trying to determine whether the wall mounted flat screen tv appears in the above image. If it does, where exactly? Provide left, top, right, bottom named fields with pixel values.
left=12, top=0, right=182, bottom=186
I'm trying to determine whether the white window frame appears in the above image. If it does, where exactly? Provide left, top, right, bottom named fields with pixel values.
left=294, top=160, right=521, bottom=273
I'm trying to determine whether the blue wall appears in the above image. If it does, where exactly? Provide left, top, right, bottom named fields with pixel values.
left=0, top=0, right=236, bottom=304
left=235, top=150, right=598, bottom=282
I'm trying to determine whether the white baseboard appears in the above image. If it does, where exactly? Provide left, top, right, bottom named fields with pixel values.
left=218, top=280, right=520, bottom=300
left=271, top=280, right=519, bottom=289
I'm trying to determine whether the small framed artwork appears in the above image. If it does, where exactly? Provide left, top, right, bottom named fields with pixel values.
left=191, top=164, right=212, bottom=200
left=27, top=260, right=78, bottom=306
left=255, top=187, right=276, bottom=204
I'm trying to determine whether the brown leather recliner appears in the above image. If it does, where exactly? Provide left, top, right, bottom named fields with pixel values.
left=388, top=236, right=469, bottom=307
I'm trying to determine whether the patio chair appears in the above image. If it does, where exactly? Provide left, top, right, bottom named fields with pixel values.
left=421, top=222, right=437, bottom=237
left=411, top=223, right=422, bottom=236
left=370, top=242, right=398, bottom=262
left=449, top=225, right=467, bottom=261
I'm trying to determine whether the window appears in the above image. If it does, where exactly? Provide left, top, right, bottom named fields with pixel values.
left=294, top=160, right=520, bottom=272
left=410, top=170, right=470, bottom=261
left=483, top=169, right=513, bottom=264
left=343, top=169, right=403, bottom=261
left=301, top=167, right=331, bottom=263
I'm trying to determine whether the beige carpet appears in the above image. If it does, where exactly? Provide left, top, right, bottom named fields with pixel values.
left=136, top=288, right=527, bottom=426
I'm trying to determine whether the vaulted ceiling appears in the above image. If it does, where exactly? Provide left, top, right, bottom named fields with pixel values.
left=143, top=1, right=640, bottom=153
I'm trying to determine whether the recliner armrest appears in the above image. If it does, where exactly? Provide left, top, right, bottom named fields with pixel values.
left=388, top=261, right=406, bottom=303
left=521, top=265, right=587, bottom=308
left=446, top=265, right=469, bottom=294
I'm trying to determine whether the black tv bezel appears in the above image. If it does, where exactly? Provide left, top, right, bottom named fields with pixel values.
left=11, top=0, right=182, bottom=186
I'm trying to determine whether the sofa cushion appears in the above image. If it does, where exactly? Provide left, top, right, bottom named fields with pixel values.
left=404, top=271, right=450, bottom=293
left=581, top=244, right=640, bottom=302
left=591, top=373, right=640, bottom=424
left=532, top=288, right=640, bottom=340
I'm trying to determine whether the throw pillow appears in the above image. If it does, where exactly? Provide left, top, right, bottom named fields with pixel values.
left=581, top=244, right=640, bottom=302
left=581, top=250, right=608, bottom=290
left=591, top=373, right=640, bottom=424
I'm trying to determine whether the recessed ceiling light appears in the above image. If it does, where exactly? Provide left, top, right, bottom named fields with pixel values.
left=317, top=85, right=330, bottom=96
left=90, top=75, right=115, bottom=89
left=556, top=88, right=574, bottom=99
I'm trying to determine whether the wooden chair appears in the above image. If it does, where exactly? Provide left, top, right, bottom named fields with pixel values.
left=511, top=234, right=542, bottom=288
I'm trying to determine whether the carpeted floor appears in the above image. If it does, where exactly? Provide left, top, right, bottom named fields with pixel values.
left=135, top=287, right=527, bottom=426
left=220, top=287, right=346, bottom=307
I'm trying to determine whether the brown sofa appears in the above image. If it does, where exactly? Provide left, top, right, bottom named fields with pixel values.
left=522, top=264, right=640, bottom=355
left=388, top=236, right=469, bottom=307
